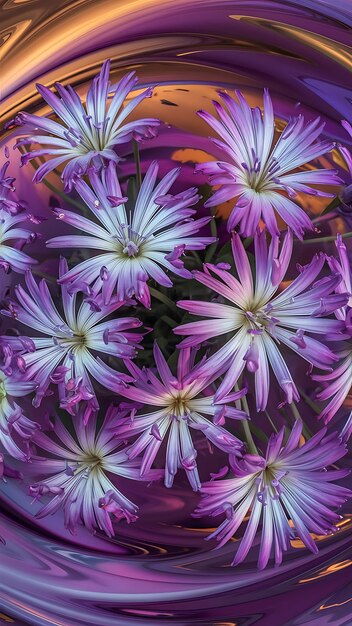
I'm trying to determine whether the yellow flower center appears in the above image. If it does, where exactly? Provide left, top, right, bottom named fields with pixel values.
left=166, top=388, right=192, bottom=418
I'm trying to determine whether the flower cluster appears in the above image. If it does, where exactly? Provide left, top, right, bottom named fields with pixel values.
left=314, top=234, right=352, bottom=439
left=13, top=60, right=160, bottom=190
left=0, top=61, right=351, bottom=569
left=0, top=258, right=143, bottom=411
left=196, top=90, right=340, bottom=238
left=194, top=420, right=351, bottom=569
left=29, top=405, right=163, bottom=536
left=0, top=346, right=38, bottom=460
left=47, top=160, right=215, bottom=307
left=338, top=121, right=352, bottom=216
left=176, top=229, right=347, bottom=410
left=114, top=343, right=246, bottom=490
left=0, top=157, right=21, bottom=215
left=0, top=209, right=37, bottom=274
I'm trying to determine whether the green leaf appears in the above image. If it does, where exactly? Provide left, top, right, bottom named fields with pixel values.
left=133, top=139, right=142, bottom=190
left=319, top=195, right=340, bottom=217
left=127, top=176, right=138, bottom=205
left=149, top=287, right=180, bottom=316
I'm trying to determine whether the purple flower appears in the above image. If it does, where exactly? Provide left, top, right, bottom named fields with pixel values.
left=0, top=452, right=22, bottom=544
left=0, top=259, right=143, bottom=410
left=46, top=161, right=215, bottom=307
left=0, top=365, right=38, bottom=460
left=0, top=159, right=21, bottom=215
left=29, top=405, right=162, bottom=536
left=0, top=453, right=23, bottom=481
left=194, top=420, right=351, bottom=569
left=314, top=234, right=352, bottom=438
left=0, top=209, right=37, bottom=274
left=175, top=230, right=348, bottom=410
left=337, top=121, right=352, bottom=217
left=14, top=60, right=160, bottom=190
left=327, top=234, right=352, bottom=322
left=196, top=90, right=340, bottom=238
left=0, top=449, right=23, bottom=545
left=114, top=343, right=245, bottom=491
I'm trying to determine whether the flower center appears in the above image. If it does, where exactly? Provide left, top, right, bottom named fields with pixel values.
left=256, top=465, right=286, bottom=504
left=244, top=306, right=276, bottom=334
left=81, top=453, right=103, bottom=468
left=113, top=223, right=146, bottom=259
left=66, top=454, right=104, bottom=478
left=70, top=334, right=87, bottom=346
left=249, top=173, right=266, bottom=193
left=64, top=122, right=108, bottom=153
left=53, top=324, right=87, bottom=351
left=167, top=389, right=191, bottom=419
left=242, top=152, right=280, bottom=193
left=123, top=240, right=139, bottom=257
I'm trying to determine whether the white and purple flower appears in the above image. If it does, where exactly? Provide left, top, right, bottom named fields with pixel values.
left=14, top=60, right=160, bottom=189
left=314, top=234, right=352, bottom=438
left=114, top=343, right=245, bottom=491
left=337, top=120, right=352, bottom=217
left=0, top=208, right=37, bottom=274
left=29, top=405, right=163, bottom=536
left=175, top=229, right=348, bottom=410
left=46, top=161, right=215, bottom=307
left=0, top=158, right=21, bottom=215
left=0, top=258, right=143, bottom=410
left=194, top=420, right=351, bottom=569
left=196, top=90, right=340, bottom=238
left=0, top=364, right=38, bottom=460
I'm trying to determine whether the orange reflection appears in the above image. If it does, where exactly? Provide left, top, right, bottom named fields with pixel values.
left=171, top=148, right=215, bottom=164
left=228, top=16, right=352, bottom=71
left=176, top=50, right=205, bottom=56
left=0, top=596, right=67, bottom=625
left=292, top=517, right=352, bottom=552
left=0, top=614, right=14, bottom=623
left=319, top=597, right=352, bottom=611
left=0, top=20, right=32, bottom=62
left=299, top=560, right=352, bottom=583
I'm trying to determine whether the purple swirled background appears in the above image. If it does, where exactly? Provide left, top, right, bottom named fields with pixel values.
left=1, top=1, right=352, bottom=624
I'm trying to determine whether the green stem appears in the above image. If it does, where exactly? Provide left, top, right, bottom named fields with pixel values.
left=133, top=139, right=142, bottom=190
left=160, top=315, right=177, bottom=328
left=290, top=401, right=312, bottom=439
left=17, top=146, right=85, bottom=211
left=204, top=218, right=218, bottom=263
left=247, top=422, right=268, bottom=444
left=290, top=401, right=301, bottom=421
left=297, top=386, right=322, bottom=415
left=205, top=242, right=218, bottom=263
left=241, top=393, right=258, bottom=454
left=243, top=236, right=253, bottom=249
left=302, top=231, right=352, bottom=244
left=32, top=268, right=57, bottom=283
left=189, top=250, right=202, bottom=267
left=210, top=216, right=217, bottom=239
left=242, top=419, right=258, bottom=455
left=265, top=410, right=278, bottom=434
left=149, top=287, right=179, bottom=316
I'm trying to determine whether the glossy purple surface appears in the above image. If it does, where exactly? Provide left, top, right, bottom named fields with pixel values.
left=0, top=1, right=352, bottom=624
